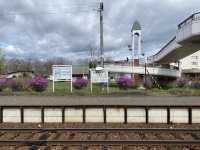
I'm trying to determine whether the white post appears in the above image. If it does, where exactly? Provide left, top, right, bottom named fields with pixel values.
left=71, top=66, right=73, bottom=93
left=106, top=71, right=109, bottom=93
left=138, top=33, right=142, bottom=58
left=107, top=82, right=109, bottom=93
left=131, top=32, right=135, bottom=60
left=90, top=70, right=93, bottom=94
left=53, top=78, right=55, bottom=93
left=131, top=33, right=134, bottom=79
left=90, top=80, right=93, bottom=94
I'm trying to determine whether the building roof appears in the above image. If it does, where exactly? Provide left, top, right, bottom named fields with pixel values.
left=6, top=71, right=34, bottom=75
left=72, top=65, right=89, bottom=75
left=0, top=71, right=34, bottom=78
left=131, top=21, right=141, bottom=32
left=0, top=75, right=8, bottom=79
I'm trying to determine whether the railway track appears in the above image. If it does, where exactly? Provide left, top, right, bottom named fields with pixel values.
left=0, top=128, right=200, bottom=149
left=0, top=127, right=200, bottom=132
left=0, top=139, right=200, bottom=145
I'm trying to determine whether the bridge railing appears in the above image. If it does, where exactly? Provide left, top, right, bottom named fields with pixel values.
left=105, top=64, right=181, bottom=77
left=177, top=12, right=200, bottom=42
left=178, top=12, right=200, bottom=29
left=147, top=37, right=177, bottom=63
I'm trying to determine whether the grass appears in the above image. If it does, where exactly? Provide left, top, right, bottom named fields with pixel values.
left=47, top=81, right=146, bottom=96
left=149, top=87, right=200, bottom=96
left=1, top=81, right=200, bottom=96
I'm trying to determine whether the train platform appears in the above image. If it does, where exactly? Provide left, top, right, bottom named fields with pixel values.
left=0, top=96, right=199, bottom=106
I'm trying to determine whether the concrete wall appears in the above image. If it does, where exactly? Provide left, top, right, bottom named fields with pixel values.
left=106, top=108, right=124, bottom=123
left=65, top=108, right=83, bottom=122
left=86, top=108, right=104, bottom=123
left=170, top=109, right=188, bottom=123
left=1, top=107, right=200, bottom=124
left=3, top=108, right=21, bottom=123
left=44, top=108, right=62, bottom=123
left=24, top=109, right=41, bottom=123
left=149, top=109, right=167, bottom=123
left=192, top=109, right=200, bottom=123
left=127, top=108, right=146, bottom=123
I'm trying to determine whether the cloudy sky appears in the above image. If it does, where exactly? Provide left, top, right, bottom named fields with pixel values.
left=0, top=0, right=199, bottom=61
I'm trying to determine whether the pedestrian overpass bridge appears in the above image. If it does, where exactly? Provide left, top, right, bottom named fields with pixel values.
left=105, top=12, right=200, bottom=78
left=147, top=12, right=200, bottom=64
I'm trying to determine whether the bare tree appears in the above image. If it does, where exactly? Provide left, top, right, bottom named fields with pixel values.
left=3, top=57, right=71, bottom=75
left=0, top=48, right=5, bottom=74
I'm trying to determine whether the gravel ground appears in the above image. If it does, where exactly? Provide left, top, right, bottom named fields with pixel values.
left=0, top=123, right=199, bottom=149
left=0, top=123, right=200, bottom=129
left=0, top=131, right=197, bottom=141
left=0, top=145, right=199, bottom=150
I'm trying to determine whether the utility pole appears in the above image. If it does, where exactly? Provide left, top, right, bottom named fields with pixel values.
left=99, top=0, right=104, bottom=67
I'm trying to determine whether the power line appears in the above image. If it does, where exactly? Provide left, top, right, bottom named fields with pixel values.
left=0, top=2, right=99, bottom=16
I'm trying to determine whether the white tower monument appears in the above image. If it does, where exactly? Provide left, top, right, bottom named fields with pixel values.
left=131, top=21, right=142, bottom=65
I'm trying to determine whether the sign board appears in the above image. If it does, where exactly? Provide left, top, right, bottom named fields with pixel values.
left=90, top=69, right=109, bottom=93
left=90, top=69, right=108, bottom=83
left=52, top=65, right=72, bottom=93
left=53, top=65, right=72, bottom=81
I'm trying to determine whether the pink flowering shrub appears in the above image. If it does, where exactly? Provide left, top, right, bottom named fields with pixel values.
left=30, top=75, right=48, bottom=92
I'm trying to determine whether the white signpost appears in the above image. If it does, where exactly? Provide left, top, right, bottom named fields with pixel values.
left=90, top=69, right=109, bottom=93
left=52, top=65, right=72, bottom=93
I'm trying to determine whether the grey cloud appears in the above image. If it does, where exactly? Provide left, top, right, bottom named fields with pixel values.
left=0, top=0, right=199, bottom=60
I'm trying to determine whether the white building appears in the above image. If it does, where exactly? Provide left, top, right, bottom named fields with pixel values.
left=180, top=50, right=200, bottom=79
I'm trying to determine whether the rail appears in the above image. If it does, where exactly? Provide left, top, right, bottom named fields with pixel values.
left=0, top=128, right=200, bottom=146
left=0, top=128, right=200, bottom=132
left=0, top=140, right=199, bottom=146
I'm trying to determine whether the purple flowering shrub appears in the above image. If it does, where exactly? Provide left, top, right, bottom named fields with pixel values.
left=143, top=76, right=153, bottom=89
left=30, top=75, right=48, bottom=92
left=73, top=78, right=88, bottom=89
left=190, top=81, right=200, bottom=89
left=176, top=78, right=187, bottom=88
left=6, top=79, right=21, bottom=91
left=117, top=75, right=133, bottom=89
left=6, top=78, right=29, bottom=91
left=0, top=78, right=7, bottom=91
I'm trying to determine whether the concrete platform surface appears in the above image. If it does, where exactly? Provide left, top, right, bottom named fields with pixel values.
left=0, top=96, right=200, bottom=106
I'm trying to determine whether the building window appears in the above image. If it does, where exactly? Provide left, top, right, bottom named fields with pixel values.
left=192, top=62, right=198, bottom=65
left=191, top=56, right=198, bottom=60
